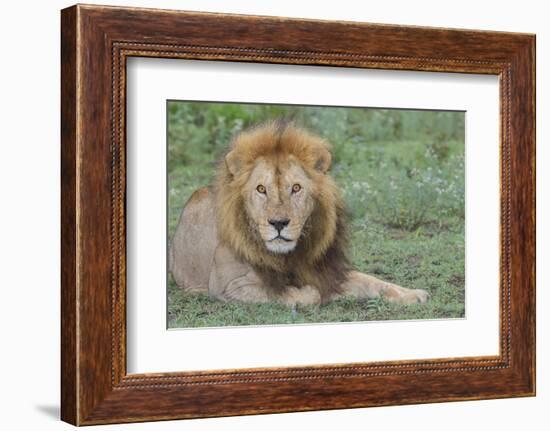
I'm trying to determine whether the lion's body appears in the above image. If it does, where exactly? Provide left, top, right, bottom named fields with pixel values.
left=169, top=187, right=217, bottom=293
left=170, top=121, right=429, bottom=306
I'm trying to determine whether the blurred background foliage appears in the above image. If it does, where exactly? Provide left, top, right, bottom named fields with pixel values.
left=167, top=101, right=465, bottom=327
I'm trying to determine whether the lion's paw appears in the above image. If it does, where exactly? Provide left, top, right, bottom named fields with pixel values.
left=383, top=284, right=430, bottom=305
left=282, top=285, right=321, bottom=307
left=413, top=289, right=430, bottom=304
left=402, top=288, right=430, bottom=305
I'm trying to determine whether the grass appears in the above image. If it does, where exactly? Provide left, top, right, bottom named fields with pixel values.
left=167, top=102, right=465, bottom=328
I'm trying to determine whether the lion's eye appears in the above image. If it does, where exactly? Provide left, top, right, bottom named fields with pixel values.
left=256, top=184, right=266, bottom=194
left=292, top=184, right=302, bottom=193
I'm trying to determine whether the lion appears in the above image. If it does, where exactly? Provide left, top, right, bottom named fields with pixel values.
left=169, top=120, right=429, bottom=307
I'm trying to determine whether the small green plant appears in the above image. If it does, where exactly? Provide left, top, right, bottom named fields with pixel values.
left=427, top=132, right=452, bottom=161
left=369, top=168, right=438, bottom=231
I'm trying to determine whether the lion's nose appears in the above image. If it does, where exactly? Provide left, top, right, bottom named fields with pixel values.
left=268, top=218, right=290, bottom=232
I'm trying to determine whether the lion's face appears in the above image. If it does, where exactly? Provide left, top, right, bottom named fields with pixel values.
left=244, top=157, right=315, bottom=254
left=217, top=121, right=344, bottom=269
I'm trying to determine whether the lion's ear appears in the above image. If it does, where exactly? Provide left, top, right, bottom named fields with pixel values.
left=314, top=147, right=332, bottom=173
left=225, top=150, right=241, bottom=176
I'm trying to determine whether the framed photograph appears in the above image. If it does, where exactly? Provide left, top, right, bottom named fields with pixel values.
left=61, top=4, right=535, bottom=425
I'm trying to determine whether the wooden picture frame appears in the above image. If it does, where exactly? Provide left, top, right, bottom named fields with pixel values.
left=61, top=4, right=535, bottom=425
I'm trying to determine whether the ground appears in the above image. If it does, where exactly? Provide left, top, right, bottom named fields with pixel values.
left=167, top=102, right=465, bottom=328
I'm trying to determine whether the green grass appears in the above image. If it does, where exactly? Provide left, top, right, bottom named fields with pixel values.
left=167, top=102, right=465, bottom=328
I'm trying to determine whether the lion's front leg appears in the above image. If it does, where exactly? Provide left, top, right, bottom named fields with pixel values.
left=222, top=278, right=320, bottom=306
left=208, top=245, right=269, bottom=303
left=214, top=274, right=322, bottom=306
left=339, top=271, right=429, bottom=305
left=208, top=245, right=321, bottom=306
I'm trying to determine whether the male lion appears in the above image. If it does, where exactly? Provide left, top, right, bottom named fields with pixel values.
left=169, top=120, right=429, bottom=307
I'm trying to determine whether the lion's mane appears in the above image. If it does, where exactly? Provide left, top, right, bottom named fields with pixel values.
left=214, top=120, right=350, bottom=302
